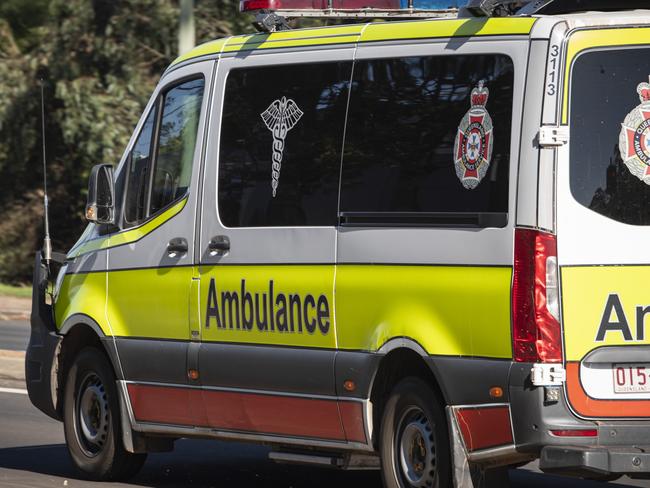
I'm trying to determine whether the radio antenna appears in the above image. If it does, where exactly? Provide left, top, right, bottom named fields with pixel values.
left=40, top=79, right=52, bottom=265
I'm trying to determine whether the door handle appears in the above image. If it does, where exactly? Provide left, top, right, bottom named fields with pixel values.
left=167, top=237, right=188, bottom=258
left=208, top=235, right=230, bottom=256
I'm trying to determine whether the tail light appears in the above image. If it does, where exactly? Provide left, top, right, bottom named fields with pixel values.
left=512, top=228, right=562, bottom=363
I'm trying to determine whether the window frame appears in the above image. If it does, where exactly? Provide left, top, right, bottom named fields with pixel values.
left=120, top=74, right=206, bottom=230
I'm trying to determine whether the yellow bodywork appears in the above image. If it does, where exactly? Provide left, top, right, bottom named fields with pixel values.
left=562, top=266, right=650, bottom=361
left=172, top=17, right=536, bottom=66
left=67, top=198, right=187, bottom=259
left=336, top=265, right=512, bottom=357
left=57, top=262, right=513, bottom=358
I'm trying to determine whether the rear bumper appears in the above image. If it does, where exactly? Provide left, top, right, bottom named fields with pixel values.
left=540, top=445, right=650, bottom=479
left=510, top=362, right=650, bottom=477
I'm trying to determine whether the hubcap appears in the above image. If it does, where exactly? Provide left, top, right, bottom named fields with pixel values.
left=75, top=373, right=109, bottom=456
left=396, top=407, right=436, bottom=487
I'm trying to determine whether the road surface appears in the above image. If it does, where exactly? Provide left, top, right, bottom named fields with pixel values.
left=0, top=319, right=29, bottom=351
left=0, top=321, right=646, bottom=487
left=0, top=390, right=647, bottom=488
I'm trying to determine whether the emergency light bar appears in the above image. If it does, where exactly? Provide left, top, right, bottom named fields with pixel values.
left=240, top=0, right=461, bottom=18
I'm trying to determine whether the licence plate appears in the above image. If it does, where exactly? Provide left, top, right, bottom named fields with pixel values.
left=613, top=364, right=650, bottom=394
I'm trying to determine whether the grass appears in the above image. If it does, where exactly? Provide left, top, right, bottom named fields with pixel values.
left=0, top=283, right=32, bottom=298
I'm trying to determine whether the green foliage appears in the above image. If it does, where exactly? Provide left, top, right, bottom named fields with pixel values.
left=0, top=0, right=252, bottom=283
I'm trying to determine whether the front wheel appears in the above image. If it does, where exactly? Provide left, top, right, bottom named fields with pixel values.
left=380, top=377, right=452, bottom=488
left=63, top=347, right=146, bottom=480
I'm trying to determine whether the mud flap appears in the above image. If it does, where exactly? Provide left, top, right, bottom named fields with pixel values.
left=448, top=406, right=475, bottom=487
left=446, top=407, right=511, bottom=488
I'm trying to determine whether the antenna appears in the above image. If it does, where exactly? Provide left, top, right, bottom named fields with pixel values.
left=40, top=79, right=52, bottom=265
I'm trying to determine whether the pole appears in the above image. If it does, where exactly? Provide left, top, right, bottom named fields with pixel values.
left=179, top=0, right=196, bottom=56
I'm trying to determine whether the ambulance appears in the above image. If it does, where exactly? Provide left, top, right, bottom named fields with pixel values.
left=25, top=0, right=650, bottom=486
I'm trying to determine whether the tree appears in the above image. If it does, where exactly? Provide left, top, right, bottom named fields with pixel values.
left=0, top=0, right=253, bottom=283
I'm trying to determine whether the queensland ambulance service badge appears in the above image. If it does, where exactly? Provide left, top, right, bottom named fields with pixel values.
left=619, top=78, right=650, bottom=185
left=454, top=80, right=494, bottom=190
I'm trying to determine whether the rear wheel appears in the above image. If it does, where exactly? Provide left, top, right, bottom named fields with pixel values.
left=63, top=347, right=146, bottom=480
left=380, top=377, right=451, bottom=488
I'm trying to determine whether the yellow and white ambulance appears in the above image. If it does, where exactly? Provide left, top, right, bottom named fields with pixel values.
left=25, top=0, right=650, bottom=486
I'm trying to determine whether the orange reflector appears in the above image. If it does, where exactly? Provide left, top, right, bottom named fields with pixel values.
left=343, top=380, right=356, bottom=392
left=188, top=369, right=199, bottom=380
left=550, top=429, right=597, bottom=437
left=489, top=386, right=504, bottom=399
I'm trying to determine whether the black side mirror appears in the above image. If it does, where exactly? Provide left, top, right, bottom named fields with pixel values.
left=86, top=164, right=115, bottom=224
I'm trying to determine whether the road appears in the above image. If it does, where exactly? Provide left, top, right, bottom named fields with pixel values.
left=1, top=390, right=648, bottom=488
left=0, top=321, right=647, bottom=487
left=0, top=320, right=30, bottom=351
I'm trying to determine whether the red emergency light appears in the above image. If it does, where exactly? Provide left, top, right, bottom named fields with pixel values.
left=240, top=0, right=460, bottom=17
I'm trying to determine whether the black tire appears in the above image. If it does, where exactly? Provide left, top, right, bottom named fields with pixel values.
left=63, top=347, right=146, bottom=481
left=379, top=377, right=452, bottom=488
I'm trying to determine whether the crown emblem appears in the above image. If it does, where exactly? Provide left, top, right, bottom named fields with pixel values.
left=471, top=80, right=489, bottom=107
left=638, top=78, right=650, bottom=103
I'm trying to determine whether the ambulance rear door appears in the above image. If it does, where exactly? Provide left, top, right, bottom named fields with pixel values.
left=557, top=26, right=650, bottom=419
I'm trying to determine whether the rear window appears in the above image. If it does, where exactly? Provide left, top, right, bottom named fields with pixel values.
left=570, top=47, right=650, bottom=225
left=340, top=54, right=514, bottom=227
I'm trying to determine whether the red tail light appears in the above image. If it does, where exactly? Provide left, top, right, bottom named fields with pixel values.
left=512, top=229, right=562, bottom=363
left=550, top=429, right=597, bottom=438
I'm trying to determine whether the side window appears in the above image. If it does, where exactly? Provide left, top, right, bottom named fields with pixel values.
left=151, top=78, right=204, bottom=215
left=340, top=54, right=514, bottom=226
left=124, top=108, right=156, bottom=225
left=123, top=76, right=205, bottom=227
left=218, top=61, right=352, bottom=227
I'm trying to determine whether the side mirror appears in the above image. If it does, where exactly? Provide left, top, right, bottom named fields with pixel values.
left=86, top=164, right=115, bottom=224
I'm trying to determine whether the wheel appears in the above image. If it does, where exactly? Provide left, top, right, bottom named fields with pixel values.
left=63, top=347, right=146, bottom=480
left=379, top=377, right=451, bottom=488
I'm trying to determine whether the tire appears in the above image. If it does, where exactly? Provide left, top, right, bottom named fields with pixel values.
left=379, top=377, right=452, bottom=488
left=63, top=347, right=146, bottom=481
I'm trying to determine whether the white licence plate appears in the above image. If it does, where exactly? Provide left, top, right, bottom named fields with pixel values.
left=613, top=364, right=650, bottom=394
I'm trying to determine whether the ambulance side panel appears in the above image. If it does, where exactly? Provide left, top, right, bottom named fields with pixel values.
left=335, top=37, right=529, bottom=409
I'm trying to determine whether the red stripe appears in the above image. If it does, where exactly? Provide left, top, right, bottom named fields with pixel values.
left=127, top=384, right=358, bottom=441
left=454, top=406, right=513, bottom=452
left=202, top=388, right=345, bottom=440
left=339, top=401, right=367, bottom=443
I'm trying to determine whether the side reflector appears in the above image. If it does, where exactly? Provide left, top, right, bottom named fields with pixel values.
left=550, top=429, right=597, bottom=438
left=489, top=386, right=504, bottom=399
left=512, top=229, right=562, bottom=363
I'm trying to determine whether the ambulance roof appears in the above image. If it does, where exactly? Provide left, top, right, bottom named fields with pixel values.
left=170, top=9, right=650, bottom=68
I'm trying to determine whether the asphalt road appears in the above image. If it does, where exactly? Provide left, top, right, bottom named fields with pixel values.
left=1, top=391, right=648, bottom=488
left=0, top=320, right=29, bottom=351
left=0, top=321, right=647, bottom=487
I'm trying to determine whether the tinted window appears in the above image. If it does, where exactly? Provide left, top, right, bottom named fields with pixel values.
left=218, top=62, right=352, bottom=227
left=122, top=77, right=204, bottom=227
left=124, top=108, right=156, bottom=225
left=570, top=48, right=650, bottom=225
left=151, top=78, right=204, bottom=214
left=340, top=54, right=514, bottom=223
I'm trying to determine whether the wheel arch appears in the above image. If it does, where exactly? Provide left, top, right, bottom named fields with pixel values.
left=368, top=338, right=450, bottom=449
left=56, top=314, right=122, bottom=417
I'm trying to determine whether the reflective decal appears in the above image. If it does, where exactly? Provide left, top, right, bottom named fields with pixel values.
left=454, top=80, right=494, bottom=190
left=619, top=78, right=650, bottom=185
left=261, top=97, right=304, bottom=197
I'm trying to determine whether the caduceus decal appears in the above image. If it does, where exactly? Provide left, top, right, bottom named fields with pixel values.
left=260, top=96, right=304, bottom=197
